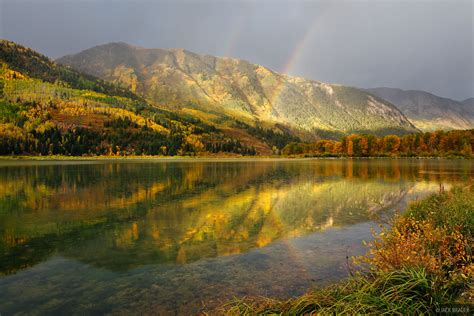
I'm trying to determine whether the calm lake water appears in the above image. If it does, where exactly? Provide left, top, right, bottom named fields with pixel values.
left=0, top=158, right=472, bottom=314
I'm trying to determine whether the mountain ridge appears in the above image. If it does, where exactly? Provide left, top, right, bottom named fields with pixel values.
left=462, top=97, right=474, bottom=107
left=367, top=87, right=474, bottom=131
left=57, top=42, right=419, bottom=139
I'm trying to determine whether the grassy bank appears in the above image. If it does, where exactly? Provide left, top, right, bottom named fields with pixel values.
left=220, top=186, right=473, bottom=314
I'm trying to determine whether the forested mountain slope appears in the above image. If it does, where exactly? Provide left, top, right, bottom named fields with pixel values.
left=58, top=42, right=419, bottom=138
left=0, top=40, right=262, bottom=156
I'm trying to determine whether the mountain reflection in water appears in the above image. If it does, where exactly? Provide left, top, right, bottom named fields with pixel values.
left=0, top=159, right=472, bottom=314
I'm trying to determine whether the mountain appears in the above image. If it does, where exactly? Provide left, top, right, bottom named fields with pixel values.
left=57, top=42, right=418, bottom=139
left=0, top=40, right=262, bottom=156
left=0, top=40, right=139, bottom=101
left=367, top=87, right=474, bottom=131
left=462, top=98, right=474, bottom=108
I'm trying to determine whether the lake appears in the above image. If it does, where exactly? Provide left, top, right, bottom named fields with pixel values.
left=0, top=158, right=472, bottom=314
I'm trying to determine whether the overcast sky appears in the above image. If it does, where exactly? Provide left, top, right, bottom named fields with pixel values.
left=1, top=0, right=473, bottom=100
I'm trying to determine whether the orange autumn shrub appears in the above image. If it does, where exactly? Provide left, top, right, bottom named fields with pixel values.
left=354, top=186, right=474, bottom=303
left=360, top=217, right=472, bottom=281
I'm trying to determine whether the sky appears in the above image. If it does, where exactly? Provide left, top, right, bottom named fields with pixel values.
left=1, top=0, right=473, bottom=100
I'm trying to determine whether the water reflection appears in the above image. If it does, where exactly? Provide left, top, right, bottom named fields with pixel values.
left=1, top=159, right=472, bottom=276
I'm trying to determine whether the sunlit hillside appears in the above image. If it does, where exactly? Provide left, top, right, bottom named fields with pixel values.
left=0, top=40, right=266, bottom=156
left=57, top=42, right=419, bottom=139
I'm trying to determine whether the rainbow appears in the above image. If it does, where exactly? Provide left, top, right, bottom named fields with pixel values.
left=222, top=15, right=246, bottom=59
left=268, top=6, right=333, bottom=111
left=219, top=4, right=335, bottom=125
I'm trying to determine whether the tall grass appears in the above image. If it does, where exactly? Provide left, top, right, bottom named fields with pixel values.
left=219, top=186, right=474, bottom=314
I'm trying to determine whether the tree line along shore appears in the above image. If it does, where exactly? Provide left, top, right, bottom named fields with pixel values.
left=1, top=127, right=473, bottom=158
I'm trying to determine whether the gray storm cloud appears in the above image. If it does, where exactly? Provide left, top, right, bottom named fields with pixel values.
left=1, top=0, right=472, bottom=100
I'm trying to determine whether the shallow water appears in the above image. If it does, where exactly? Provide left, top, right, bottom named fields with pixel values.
left=0, top=158, right=472, bottom=314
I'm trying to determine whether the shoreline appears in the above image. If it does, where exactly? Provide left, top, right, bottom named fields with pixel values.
left=0, top=155, right=472, bottom=161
